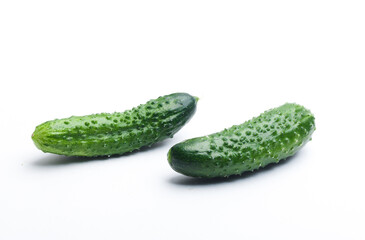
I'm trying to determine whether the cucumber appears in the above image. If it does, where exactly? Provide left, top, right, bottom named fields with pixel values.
left=32, top=93, right=198, bottom=157
left=168, top=103, right=315, bottom=178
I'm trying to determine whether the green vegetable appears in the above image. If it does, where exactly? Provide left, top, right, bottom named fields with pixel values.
left=168, top=103, right=315, bottom=178
left=32, top=93, right=198, bottom=157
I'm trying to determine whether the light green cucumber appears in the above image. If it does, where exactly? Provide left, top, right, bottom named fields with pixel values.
left=32, top=93, right=198, bottom=157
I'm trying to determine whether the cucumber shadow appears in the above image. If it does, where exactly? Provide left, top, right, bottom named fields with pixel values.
left=32, top=140, right=170, bottom=167
left=168, top=149, right=307, bottom=186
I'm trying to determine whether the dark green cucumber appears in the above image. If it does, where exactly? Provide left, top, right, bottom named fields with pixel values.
left=168, top=103, right=315, bottom=178
left=32, top=93, right=198, bottom=157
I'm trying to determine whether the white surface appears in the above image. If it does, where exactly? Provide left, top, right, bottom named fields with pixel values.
left=1, top=1, right=364, bottom=239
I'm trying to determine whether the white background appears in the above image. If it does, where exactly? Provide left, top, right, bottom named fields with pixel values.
left=1, top=0, right=364, bottom=239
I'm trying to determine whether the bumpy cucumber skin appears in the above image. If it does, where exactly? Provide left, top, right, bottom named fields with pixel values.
left=32, top=93, right=198, bottom=157
left=168, top=103, right=315, bottom=178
